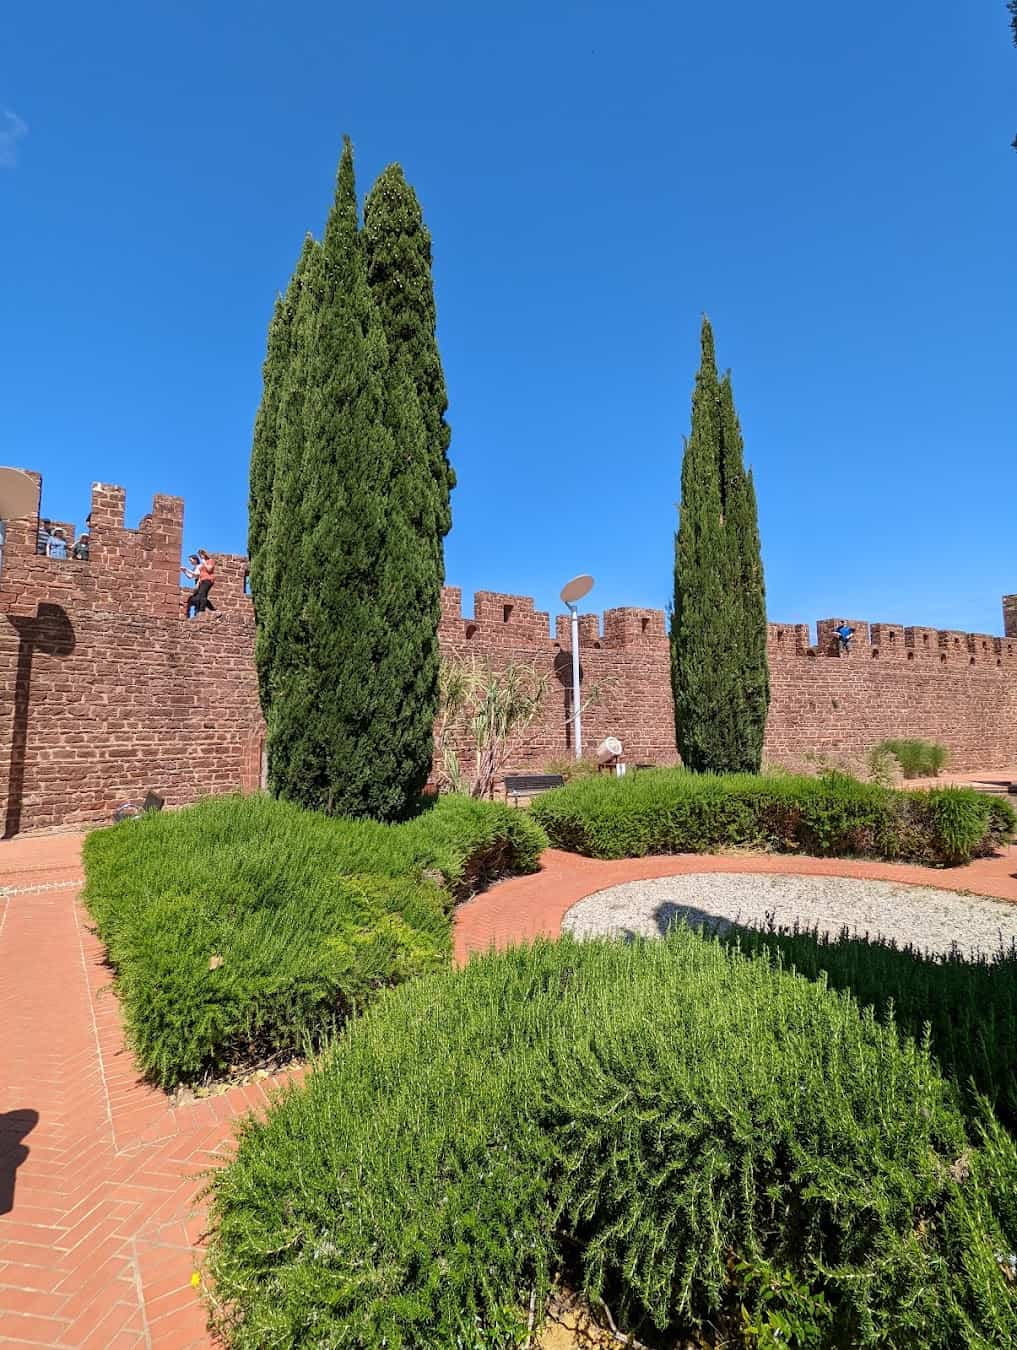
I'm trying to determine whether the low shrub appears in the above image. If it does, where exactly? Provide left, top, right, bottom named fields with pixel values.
left=876, top=737, right=949, bottom=778
left=724, top=921, right=1017, bottom=1130
left=206, top=931, right=1017, bottom=1348
left=83, top=793, right=546, bottom=1087
left=542, top=756, right=601, bottom=783
left=530, top=767, right=1015, bottom=866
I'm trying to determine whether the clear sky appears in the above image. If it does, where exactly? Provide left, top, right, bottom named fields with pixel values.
left=3, top=2, right=1015, bottom=636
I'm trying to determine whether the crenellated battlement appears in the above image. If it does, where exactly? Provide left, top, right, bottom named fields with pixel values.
left=0, top=472, right=252, bottom=622
left=5, top=475, right=1011, bottom=664
left=808, top=617, right=1017, bottom=667
left=1, top=469, right=1015, bottom=835
left=438, top=586, right=669, bottom=651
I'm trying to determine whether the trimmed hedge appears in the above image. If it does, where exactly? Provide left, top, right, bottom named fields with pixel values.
left=207, top=932, right=1017, bottom=1348
left=83, top=793, right=546, bottom=1087
left=530, top=767, right=1015, bottom=865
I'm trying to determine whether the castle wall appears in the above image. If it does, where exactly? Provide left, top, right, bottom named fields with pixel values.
left=1, top=474, right=1015, bottom=833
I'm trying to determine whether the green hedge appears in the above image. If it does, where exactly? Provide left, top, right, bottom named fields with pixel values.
left=83, top=793, right=546, bottom=1087
left=530, top=768, right=1016, bottom=865
left=207, top=932, right=1017, bottom=1348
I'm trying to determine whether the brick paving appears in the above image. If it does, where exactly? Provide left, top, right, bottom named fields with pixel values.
left=2, top=825, right=1016, bottom=1347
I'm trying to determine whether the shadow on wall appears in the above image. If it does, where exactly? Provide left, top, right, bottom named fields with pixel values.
left=553, top=649, right=575, bottom=752
left=4, top=604, right=76, bottom=838
left=0, top=1108, right=39, bottom=1215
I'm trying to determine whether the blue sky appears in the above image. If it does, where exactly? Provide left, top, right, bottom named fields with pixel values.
left=3, top=1, right=1015, bottom=636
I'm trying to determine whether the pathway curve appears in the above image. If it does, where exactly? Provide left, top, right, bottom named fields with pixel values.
left=453, top=844, right=1017, bottom=961
left=2, top=831, right=1016, bottom=1347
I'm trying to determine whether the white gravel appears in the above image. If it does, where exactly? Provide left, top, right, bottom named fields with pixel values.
left=562, top=872, right=1017, bottom=960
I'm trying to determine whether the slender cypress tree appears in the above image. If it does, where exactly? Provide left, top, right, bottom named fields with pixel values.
left=363, top=164, right=455, bottom=545
left=718, top=372, right=770, bottom=768
left=360, top=164, right=455, bottom=807
left=671, top=318, right=769, bottom=772
left=261, top=138, right=439, bottom=821
left=249, top=236, right=317, bottom=716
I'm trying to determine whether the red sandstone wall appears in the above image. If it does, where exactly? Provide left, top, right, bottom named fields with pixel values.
left=765, top=620, right=1017, bottom=770
left=0, top=478, right=264, bottom=833
left=1, top=474, right=1015, bottom=834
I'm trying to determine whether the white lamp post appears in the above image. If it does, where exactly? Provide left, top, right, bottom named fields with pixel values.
left=559, top=574, right=595, bottom=760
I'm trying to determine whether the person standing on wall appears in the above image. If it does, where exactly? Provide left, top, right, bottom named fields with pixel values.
left=182, top=554, right=200, bottom=614
left=192, top=549, right=216, bottom=615
left=834, top=623, right=855, bottom=654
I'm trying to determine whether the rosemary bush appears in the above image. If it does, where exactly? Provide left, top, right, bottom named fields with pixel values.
left=83, top=792, right=545, bottom=1087
left=206, top=932, right=1017, bottom=1348
left=724, top=922, right=1017, bottom=1130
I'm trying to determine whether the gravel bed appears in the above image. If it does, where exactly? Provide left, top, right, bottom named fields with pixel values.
left=562, top=872, right=1017, bottom=959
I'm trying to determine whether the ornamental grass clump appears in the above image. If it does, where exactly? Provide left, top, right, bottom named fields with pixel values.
left=530, top=767, right=1015, bottom=865
left=82, top=792, right=545, bottom=1087
left=206, top=931, right=1017, bottom=1349
left=875, top=737, right=949, bottom=778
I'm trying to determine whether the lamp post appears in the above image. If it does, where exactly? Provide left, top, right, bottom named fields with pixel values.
left=559, top=574, right=594, bottom=760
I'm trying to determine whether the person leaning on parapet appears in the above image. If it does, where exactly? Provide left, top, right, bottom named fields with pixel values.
left=834, top=622, right=855, bottom=654
left=46, top=527, right=68, bottom=560
left=72, top=532, right=89, bottom=561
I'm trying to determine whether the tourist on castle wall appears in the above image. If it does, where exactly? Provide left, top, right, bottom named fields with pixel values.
left=36, top=518, right=52, bottom=555
left=185, top=549, right=217, bottom=617
left=72, top=533, right=89, bottom=561
left=182, top=553, right=200, bottom=609
left=182, top=553, right=212, bottom=618
left=835, top=623, right=855, bottom=654
left=47, top=527, right=68, bottom=560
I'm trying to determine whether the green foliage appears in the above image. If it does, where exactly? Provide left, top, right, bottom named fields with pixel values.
left=726, top=921, right=1017, bottom=1130
left=530, top=767, right=1015, bottom=865
left=436, top=655, right=549, bottom=797
left=542, top=756, right=601, bottom=782
left=876, top=737, right=949, bottom=778
left=363, top=163, right=455, bottom=541
left=736, top=1258, right=832, bottom=1348
left=251, top=141, right=454, bottom=821
left=206, top=932, right=1017, bottom=1348
left=251, top=235, right=320, bottom=722
left=361, top=162, right=455, bottom=817
left=82, top=793, right=545, bottom=1087
left=671, top=318, right=770, bottom=773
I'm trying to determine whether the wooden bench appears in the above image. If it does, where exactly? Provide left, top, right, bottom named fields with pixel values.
left=503, top=773, right=565, bottom=807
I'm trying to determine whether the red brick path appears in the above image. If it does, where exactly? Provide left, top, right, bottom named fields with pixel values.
left=3, top=830, right=1016, bottom=1346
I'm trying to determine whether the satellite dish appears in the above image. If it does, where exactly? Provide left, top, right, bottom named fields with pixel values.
left=0, top=468, right=39, bottom=520
left=559, top=574, right=594, bottom=606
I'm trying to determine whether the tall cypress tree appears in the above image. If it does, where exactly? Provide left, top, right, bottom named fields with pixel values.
left=249, top=236, right=317, bottom=716
left=363, top=164, right=455, bottom=545
left=718, top=372, right=770, bottom=768
left=361, top=164, right=455, bottom=808
left=259, top=138, right=438, bottom=821
left=671, top=317, right=769, bottom=772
